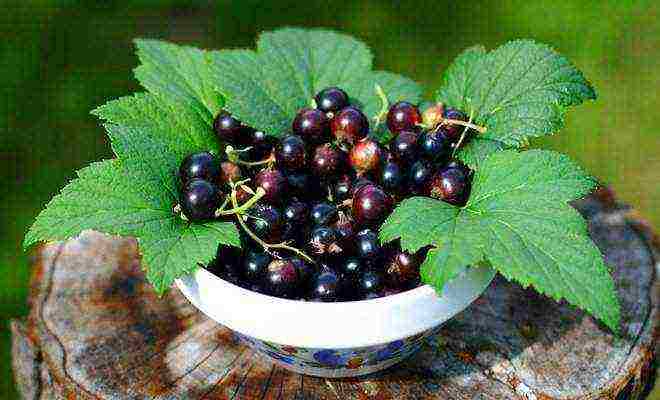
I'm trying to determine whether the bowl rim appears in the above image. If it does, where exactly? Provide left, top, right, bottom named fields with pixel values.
left=176, top=265, right=495, bottom=349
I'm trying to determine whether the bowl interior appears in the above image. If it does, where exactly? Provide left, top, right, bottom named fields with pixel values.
left=176, top=265, right=495, bottom=349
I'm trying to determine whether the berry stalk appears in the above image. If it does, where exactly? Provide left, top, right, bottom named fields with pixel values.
left=229, top=183, right=316, bottom=264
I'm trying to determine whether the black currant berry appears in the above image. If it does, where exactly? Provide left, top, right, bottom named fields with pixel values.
left=308, top=226, right=341, bottom=256
left=384, top=250, right=420, bottom=288
left=255, top=169, right=288, bottom=204
left=339, top=257, right=363, bottom=276
left=352, top=184, right=393, bottom=227
left=409, top=160, right=432, bottom=195
left=246, top=203, right=283, bottom=242
left=349, top=139, right=382, bottom=174
left=179, top=179, right=221, bottom=221
left=380, top=161, right=405, bottom=194
left=331, top=106, right=369, bottom=145
left=292, top=108, right=330, bottom=143
left=359, top=269, right=385, bottom=297
left=283, top=200, right=309, bottom=226
left=419, top=130, right=452, bottom=163
left=213, top=111, right=243, bottom=144
left=386, top=101, right=421, bottom=133
left=276, top=135, right=307, bottom=171
left=428, top=165, right=471, bottom=205
left=310, top=269, right=342, bottom=301
left=311, top=202, right=338, bottom=226
left=443, top=108, right=468, bottom=141
left=179, top=152, right=222, bottom=185
left=315, top=87, right=349, bottom=114
left=286, top=171, right=322, bottom=201
left=265, top=259, right=300, bottom=298
left=209, top=244, right=242, bottom=278
left=390, top=131, right=419, bottom=165
left=247, top=129, right=275, bottom=161
left=355, top=229, right=381, bottom=260
left=350, top=176, right=375, bottom=197
left=333, top=174, right=353, bottom=202
left=243, top=251, right=272, bottom=281
left=311, top=144, right=346, bottom=178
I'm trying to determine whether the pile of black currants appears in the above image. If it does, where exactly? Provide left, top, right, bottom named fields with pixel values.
left=176, top=86, right=478, bottom=301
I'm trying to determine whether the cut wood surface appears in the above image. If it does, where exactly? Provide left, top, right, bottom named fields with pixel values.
left=11, top=189, right=659, bottom=399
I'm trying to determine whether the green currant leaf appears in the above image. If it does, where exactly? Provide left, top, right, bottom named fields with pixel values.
left=133, top=39, right=224, bottom=122
left=456, top=137, right=505, bottom=170
left=28, top=91, right=239, bottom=294
left=380, top=150, right=620, bottom=333
left=207, top=27, right=422, bottom=137
left=437, top=40, right=596, bottom=166
left=23, top=160, right=240, bottom=295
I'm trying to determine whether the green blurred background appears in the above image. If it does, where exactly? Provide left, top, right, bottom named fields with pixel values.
left=1, top=1, right=658, bottom=398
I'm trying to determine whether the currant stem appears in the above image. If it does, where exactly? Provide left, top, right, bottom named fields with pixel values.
left=216, top=187, right=266, bottom=217
left=372, top=83, right=390, bottom=126
left=234, top=153, right=275, bottom=167
left=230, top=186, right=316, bottom=264
left=452, top=109, right=476, bottom=157
left=441, top=118, right=486, bottom=133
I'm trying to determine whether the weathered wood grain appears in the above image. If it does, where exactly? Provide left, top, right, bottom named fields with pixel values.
left=11, top=189, right=659, bottom=399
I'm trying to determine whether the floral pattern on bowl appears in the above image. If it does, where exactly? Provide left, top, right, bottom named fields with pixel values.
left=235, top=325, right=441, bottom=377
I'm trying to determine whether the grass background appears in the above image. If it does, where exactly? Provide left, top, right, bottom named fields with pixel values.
left=1, top=1, right=658, bottom=398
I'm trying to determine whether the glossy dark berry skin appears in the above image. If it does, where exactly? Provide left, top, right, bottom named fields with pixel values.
left=292, top=108, right=330, bottom=143
left=311, top=269, right=342, bottom=301
left=219, top=161, right=243, bottom=187
left=246, top=204, right=283, bottom=242
left=311, top=202, right=338, bottom=226
left=380, top=161, right=405, bottom=194
left=428, top=165, right=471, bottom=205
left=210, top=245, right=242, bottom=278
left=247, top=130, right=275, bottom=161
left=309, top=226, right=340, bottom=256
left=443, top=108, right=468, bottom=141
left=315, top=87, right=349, bottom=114
left=331, top=106, right=369, bottom=144
left=179, top=152, right=222, bottom=185
left=265, top=259, right=300, bottom=298
left=390, top=131, right=419, bottom=165
left=339, top=257, right=363, bottom=276
left=213, top=111, right=243, bottom=144
left=386, top=101, right=421, bottom=134
left=419, top=130, right=452, bottom=163
left=359, top=270, right=385, bottom=297
left=179, top=179, right=221, bottom=221
left=352, top=184, right=393, bottom=227
left=349, top=139, right=382, bottom=174
left=276, top=135, right=307, bottom=171
left=350, top=177, right=375, bottom=197
left=333, top=174, right=353, bottom=202
left=254, top=169, right=288, bottom=204
left=283, top=200, right=309, bottom=226
left=243, top=251, right=271, bottom=281
left=385, top=251, right=420, bottom=288
left=285, top=171, right=323, bottom=202
left=311, top=144, right=345, bottom=178
left=355, top=229, right=381, bottom=259
left=409, top=161, right=432, bottom=195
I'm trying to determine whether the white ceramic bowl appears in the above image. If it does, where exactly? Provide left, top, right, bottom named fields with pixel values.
left=176, top=265, right=495, bottom=377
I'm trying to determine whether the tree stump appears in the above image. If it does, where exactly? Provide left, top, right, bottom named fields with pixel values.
left=11, top=189, right=659, bottom=399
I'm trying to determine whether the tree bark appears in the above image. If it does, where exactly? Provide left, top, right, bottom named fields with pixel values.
left=11, top=189, right=659, bottom=399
